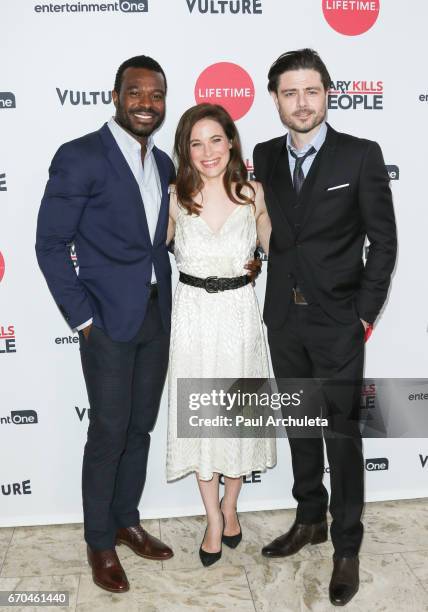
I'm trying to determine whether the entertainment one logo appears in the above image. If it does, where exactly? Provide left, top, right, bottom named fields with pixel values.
left=0, top=173, right=6, bottom=191
left=56, top=88, right=112, bottom=106
left=0, top=325, right=16, bottom=354
left=329, top=80, right=383, bottom=110
left=34, top=1, right=147, bottom=14
left=0, top=92, right=16, bottom=109
left=1, top=480, right=32, bottom=496
left=323, top=0, right=380, bottom=36
left=195, top=62, right=255, bottom=121
left=408, top=391, right=428, bottom=401
left=55, top=333, right=79, bottom=345
left=365, top=457, right=389, bottom=471
left=386, top=165, right=399, bottom=180
left=0, top=410, right=39, bottom=426
left=185, top=0, right=262, bottom=14
left=0, top=252, right=5, bottom=283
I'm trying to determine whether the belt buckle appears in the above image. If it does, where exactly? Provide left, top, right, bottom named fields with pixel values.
left=204, top=276, right=219, bottom=293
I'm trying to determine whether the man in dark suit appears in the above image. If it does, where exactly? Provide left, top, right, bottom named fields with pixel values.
left=253, top=49, right=396, bottom=606
left=36, top=55, right=176, bottom=593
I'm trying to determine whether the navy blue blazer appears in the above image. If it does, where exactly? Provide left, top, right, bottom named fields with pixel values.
left=36, top=123, right=176, bottom=341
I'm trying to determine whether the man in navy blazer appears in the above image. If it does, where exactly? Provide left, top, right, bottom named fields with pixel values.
left=36, top=56, right=176, bottom=593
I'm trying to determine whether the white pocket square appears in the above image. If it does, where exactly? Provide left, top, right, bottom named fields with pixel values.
left=326, top=183, right=350, bottom=191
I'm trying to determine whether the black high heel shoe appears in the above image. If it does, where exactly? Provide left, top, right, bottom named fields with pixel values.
left=199, top=513, right=224, bottom=567
left=220, top=496, right=242, bottom=548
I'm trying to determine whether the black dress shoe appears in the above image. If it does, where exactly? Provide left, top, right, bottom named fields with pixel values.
left=220, top=496, right=242, bottom=549
left=199, top=514, right=224, bottom=567
left=261, top=519, right=327, bottom=557
left=329, top=555, right=359, bottom=606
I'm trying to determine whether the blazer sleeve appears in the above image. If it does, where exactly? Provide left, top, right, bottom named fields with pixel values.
left=35, top=143, right=94, bottom=329
left=356, top=141, right=397, bottom=323
left=252, top=143, right=263, bottom=182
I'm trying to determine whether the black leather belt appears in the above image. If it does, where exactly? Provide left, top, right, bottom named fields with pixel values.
left=179, top=272, right=251, bottom=293
left=293, top=287, right=308, bottom=305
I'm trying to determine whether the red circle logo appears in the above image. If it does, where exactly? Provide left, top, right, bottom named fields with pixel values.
left=323, top=0, right=380, bottom=36
left=195, top=62, right=255, bottom=121
left=0, top=252, right=4, bottom=283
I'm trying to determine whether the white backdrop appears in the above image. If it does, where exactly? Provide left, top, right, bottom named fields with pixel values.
left=1, top=0, right=428, bottom=527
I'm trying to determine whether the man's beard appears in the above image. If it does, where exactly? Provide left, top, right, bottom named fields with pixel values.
left=115, top=102, right=165, bottom=139
left=280, top=107, right=326, bottom=134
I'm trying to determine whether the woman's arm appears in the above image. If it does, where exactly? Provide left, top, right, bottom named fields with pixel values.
left=252, top=181, right=271, bottom=255
left=166, top=188, right=178, bottom=246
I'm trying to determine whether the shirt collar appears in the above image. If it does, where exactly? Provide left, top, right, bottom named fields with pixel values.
left=107, top=117, right=155, bottom=156
left=287, top=121, right=327, bottom=156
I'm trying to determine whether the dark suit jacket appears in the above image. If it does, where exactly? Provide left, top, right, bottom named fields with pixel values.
left=36, top=123, right=176, bottom=341
left=253, top=124, right=397, bottom=329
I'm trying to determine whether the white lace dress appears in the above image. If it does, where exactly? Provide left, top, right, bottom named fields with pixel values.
left=166, top=202, right=277, bottom=481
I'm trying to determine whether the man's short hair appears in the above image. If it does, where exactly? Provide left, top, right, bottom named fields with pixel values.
left=267, top=49, right=331, bottom=93
left=114, top=55, right=167, bottom=94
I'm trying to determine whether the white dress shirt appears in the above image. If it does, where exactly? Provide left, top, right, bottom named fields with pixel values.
left=76, top=118, right=162, bottom=331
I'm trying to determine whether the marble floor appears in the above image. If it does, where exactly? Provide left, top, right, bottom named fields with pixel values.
left=1, top=498, right=428, bottom=611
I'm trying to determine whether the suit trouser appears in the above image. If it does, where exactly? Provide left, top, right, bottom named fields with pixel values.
left=268, top=301, right=365, bottom=557
left=78, top=295, right=170, bottom=550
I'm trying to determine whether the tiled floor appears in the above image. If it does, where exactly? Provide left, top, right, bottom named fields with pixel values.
left=1, top=498, right=427, bottom=611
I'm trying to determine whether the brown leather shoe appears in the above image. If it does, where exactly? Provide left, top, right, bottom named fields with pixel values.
left=329, top=556, right=359, bottom=606
left=87, top=546, right=129, bottom=593
left=261, top=519, right=327, bottom=557
left=116, top=524, right=174, bottom=560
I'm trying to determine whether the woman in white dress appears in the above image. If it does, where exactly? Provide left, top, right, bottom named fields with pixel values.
left=166, top=104, right=276, bottom=566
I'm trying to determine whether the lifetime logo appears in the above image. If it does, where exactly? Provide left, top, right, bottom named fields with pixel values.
left=0, top=92, right=16, bottom=109
left=323, top=0, right=380, bottom=36
left=1, top=480, right=32, bottom=496
left=365, top=457, right=389, bottom=471
left=35, top=1, right=148, bottom=14
left=0, top=410, right=39, bottom=426
left=328, top=80, right=383, bottom=110
left=0, top=173, right=6, bottom=191
left=185, top=0, right=262, bottom=14
left=0, top=325, right=16, bottom=354
left=56, top=88, right=112, bottom=106
left=195, top=62, right=255, bottom=121
left=0, top=252, right=5, bottom=283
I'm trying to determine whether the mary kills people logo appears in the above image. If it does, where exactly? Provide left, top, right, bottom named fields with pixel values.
left=329, top=80, right=383, bottom=110
left=56, top=88, right=112, bottom=106
left=0, top=325, right=16, bottom=354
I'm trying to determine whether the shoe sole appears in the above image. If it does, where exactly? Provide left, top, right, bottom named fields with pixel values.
left=116, top=539, right=174, bottom=560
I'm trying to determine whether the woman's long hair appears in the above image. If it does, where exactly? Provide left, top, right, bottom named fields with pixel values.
left=174, top=103, right=255, bottom=214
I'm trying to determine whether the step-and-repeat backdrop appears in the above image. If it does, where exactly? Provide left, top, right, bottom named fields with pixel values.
left=1, top=1, right=428, bottom=526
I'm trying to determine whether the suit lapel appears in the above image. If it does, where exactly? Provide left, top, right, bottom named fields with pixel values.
left=267, top=136, right=294, bottom=236
left=299, top=124, right=339, bottom=230
left=152, top=147, right=171, bottom=247
left=98, top=123, right=152, bottom=244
